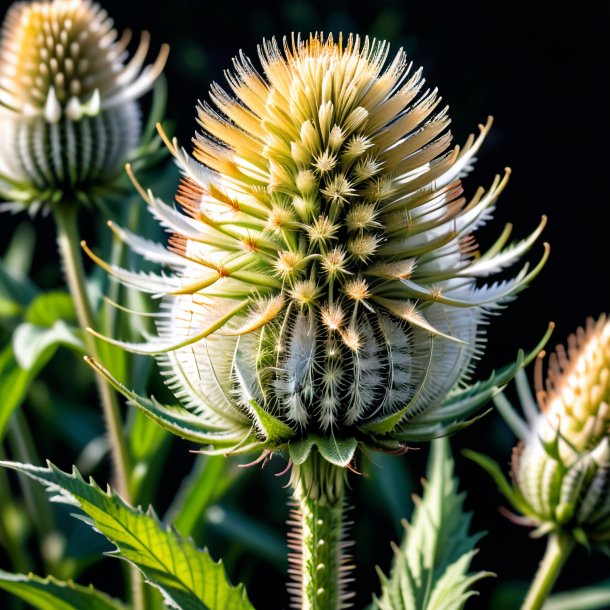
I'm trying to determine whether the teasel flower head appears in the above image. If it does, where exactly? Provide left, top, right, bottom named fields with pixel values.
left=0, top=0, right=168, bottom=214
left=476, top=315, right=610, bottom=548
left=87, top=33, right=549, bottom=469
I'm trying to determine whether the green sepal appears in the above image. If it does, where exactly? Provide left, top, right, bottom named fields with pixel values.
left=288, top=437, right=315, bottom=465
left=573, top=527, right=590, bottom=548
left=555, top=502, right=575, bottom=524
left=540, top=429, right=567, bottom=463
left=247, top=399, right=295, bottom=444
left=314, top=435, right=358, bottom=467
left=0, top=570, right=127, bottom=610
left=462, top=449, right=534, bottom=517
left=288, top=435, right=358, bottom=467
left=530, top=521, right=557, bottom=539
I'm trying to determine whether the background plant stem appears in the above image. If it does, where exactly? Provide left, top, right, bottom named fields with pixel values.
left=521, top=531, right=575, bottom=610
left=53, top=203, right=143, bottom=610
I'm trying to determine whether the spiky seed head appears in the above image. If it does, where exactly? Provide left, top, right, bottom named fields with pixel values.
left=93, top=33, right=548, bottom=466
left=0, top=0, right=168, bottom=213
left=506, top=316, right=610, bottom=546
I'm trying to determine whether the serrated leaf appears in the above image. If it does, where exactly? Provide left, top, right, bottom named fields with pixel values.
left=13, top=320, right=84, bottom=369
left=0, top=570, right=127, bottom=610
left=0, top=461, right=255, bottom=610
left=372, top=438, right=492, bottom=610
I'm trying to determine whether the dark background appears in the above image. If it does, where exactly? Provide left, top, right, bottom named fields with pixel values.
left=1, top=0, right=609, bottom=608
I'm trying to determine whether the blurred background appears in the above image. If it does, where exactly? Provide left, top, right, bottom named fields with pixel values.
left=0, top=0, right=609, bottom=608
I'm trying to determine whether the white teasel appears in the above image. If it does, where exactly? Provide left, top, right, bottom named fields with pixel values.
left=489, top=315, right=610, bottom=546
left=87, top=33, right=550, bottom=466
left=0, top=0, right=168, bottom=213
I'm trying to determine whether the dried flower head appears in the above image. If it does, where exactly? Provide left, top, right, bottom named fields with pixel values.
left=0, top=0, right=168, bottom=212
left=89, top=34, right=548, bottom=467
left=489, top=315, right=610, bottom=546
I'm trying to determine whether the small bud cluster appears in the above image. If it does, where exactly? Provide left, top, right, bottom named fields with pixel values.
left=508, top=316, right=610, bottom=544
left=0, top=0, right=167, bottom=212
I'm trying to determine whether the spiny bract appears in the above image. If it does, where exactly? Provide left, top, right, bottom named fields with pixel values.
left=90, top=33, right=548, bottom=466
left=0, top=0, right=168, bottom=213
left=504, top=315, right=610, bottom=546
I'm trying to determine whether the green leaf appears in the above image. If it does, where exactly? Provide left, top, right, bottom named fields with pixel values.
left=13, top=321, right=84, bottom=370
left=23, top=291, right=76, bottom=327
left=372, top=438, right=492, bottom=610
left=0, top=344, right=54, bottom=441
left=0, top=461, right=255, bottom=610
left=0, top=570, right=127, bottom=610
left=543, top=581, right=610, bottom=610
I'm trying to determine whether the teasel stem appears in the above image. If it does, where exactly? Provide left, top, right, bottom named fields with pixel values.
left=54, top=203, right=144, bottom=610
left=288, top=450, right=354, bottom=610
left=521, top=531, right=575, bottom=610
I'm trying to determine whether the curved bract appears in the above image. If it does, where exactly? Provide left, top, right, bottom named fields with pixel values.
left=0, top=0, right=168, bottom=212
left=89, top=33, right=548, bottom=465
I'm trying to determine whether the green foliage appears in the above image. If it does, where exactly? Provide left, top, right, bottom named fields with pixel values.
left=12, top=320, right=83, bottom=370
left=0, top=288, right=83, bottom=439
left=0, top=230, right=37, bottom=318
left=0, top=344, right=51, bottom=440
left=0, top=570, right=127, bottom=610
left=543, top=581, right=610, bottom=610
left=372, top=438, right=492, bottom=610
left=0, top=461, right=255, bottom=610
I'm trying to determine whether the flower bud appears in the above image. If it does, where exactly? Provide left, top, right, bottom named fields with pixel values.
left=0, top=0, right=168, bottom=212
left=500, top=316, right=610, bottom=544
left=90, top=34, right=548, bottom=466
